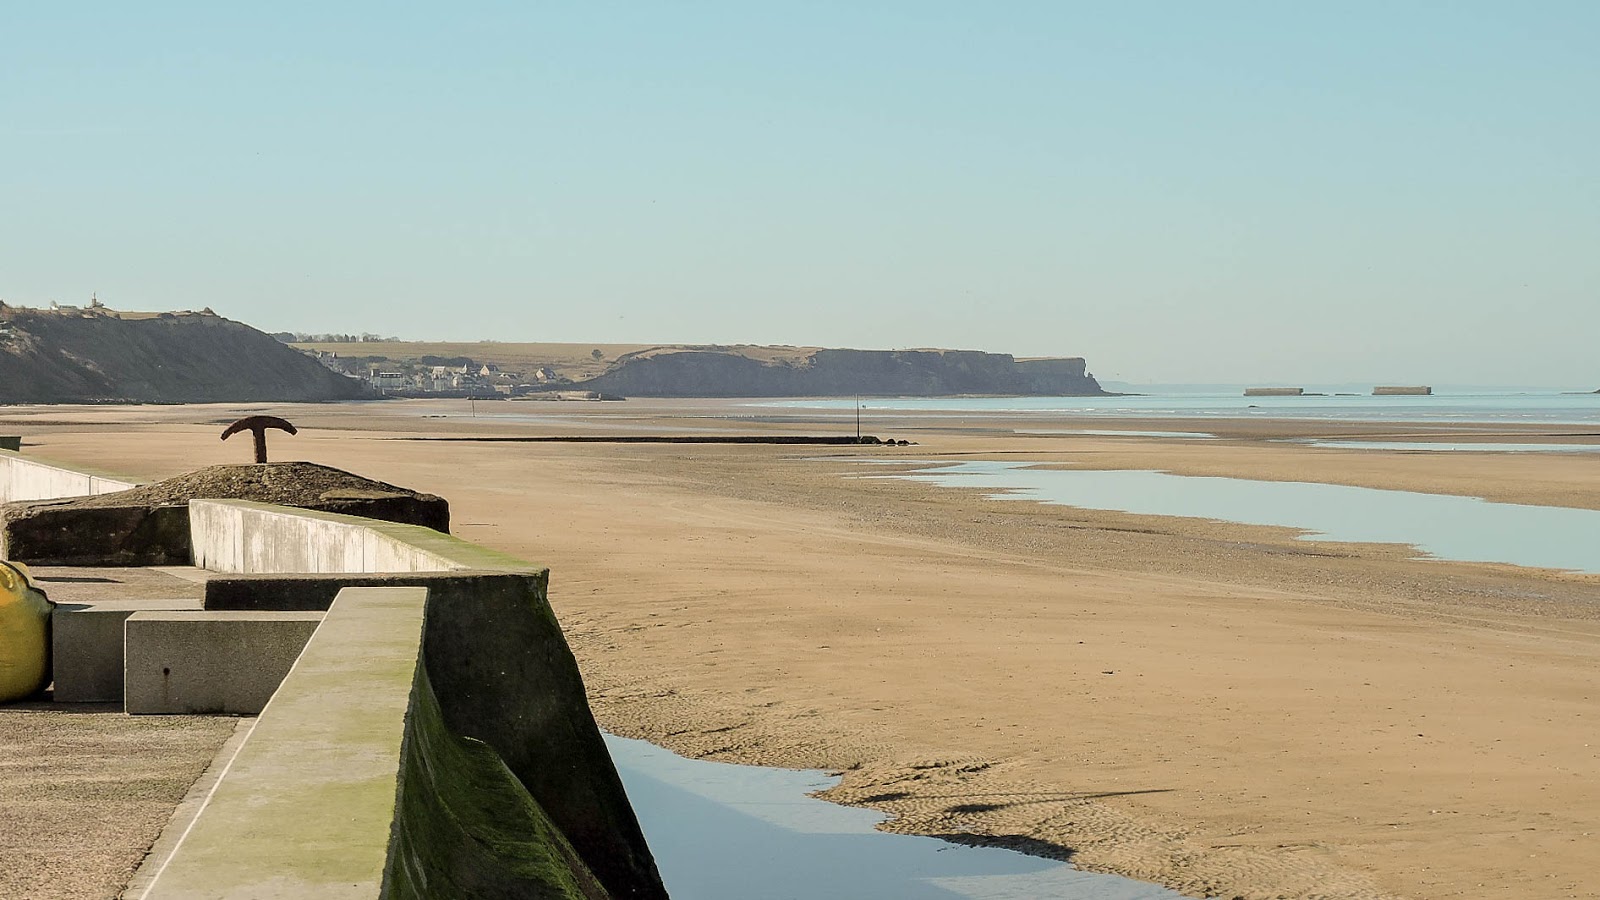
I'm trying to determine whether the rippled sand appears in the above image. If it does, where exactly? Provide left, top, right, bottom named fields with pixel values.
left=11, top=397, right=1600, bottom=899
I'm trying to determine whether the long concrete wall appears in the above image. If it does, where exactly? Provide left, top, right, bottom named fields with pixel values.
left=0, top=449, right=141, bottom=502
left=189, top=499, right=524, bottom=574
left=144, top=586, right=427, bottom=898
left=165, top=499, right=666, bottom=899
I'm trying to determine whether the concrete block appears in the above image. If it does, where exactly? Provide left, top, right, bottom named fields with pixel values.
left=124, top=611, right=324, bottom=715
left=2, top=503, right=191, bottom=566
left=52, top=599, right=204, bottom=702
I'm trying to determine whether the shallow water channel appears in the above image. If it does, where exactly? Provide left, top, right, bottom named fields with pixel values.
left=604, top=734, right=1184, bottom=900
left=868, top=460, right=1600, bottom=575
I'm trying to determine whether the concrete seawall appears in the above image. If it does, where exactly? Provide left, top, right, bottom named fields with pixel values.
left=188, top=499, right=521, bottom=574
left=0, top=448, right=140, bottom=502
left=143, top=586, right=428, bottom=898
left=138, top=498, right=666, bottom=899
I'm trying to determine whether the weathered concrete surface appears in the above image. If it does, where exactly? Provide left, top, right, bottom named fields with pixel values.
left=158, top=500, right=662, bottom=896
left=385, top=664, right=609, bottom=899
left=142, top=588, right=424, bottom=900
left=27, top=566, right=210, bottom=606
left=0, top=448, right=140, bottom=502
left=52, top=598, right=204, bottom=703
left=197, top=569, right=667, bottom=898
left=0, top=702, right=234, bottom=900
left=190, top=499, right=522, bottom=575
left=203, top=572, right=437, bottom=612
left=124, top=611, right=323, bottom=715
left=124, top=720, right=257, bottom=900
left=202, top=569, right=517, bottom=611
left=418, top=572, right=664, bottom=899
left=1, top=502, right=192, bottom=566
left=2, top=463, right=450, bottom=566
left=140, top=582, right=651, bottom=899
left=185, top=500, right=659, bottom=894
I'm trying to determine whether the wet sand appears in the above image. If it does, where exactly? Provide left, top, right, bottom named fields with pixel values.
left=7, top=398, right=1599, bottom=899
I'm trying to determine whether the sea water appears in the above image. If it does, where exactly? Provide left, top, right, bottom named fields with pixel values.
left=866, top=460, right=1600, bottom=575
left=763, top=392, right=1600, bottom=426
left=605, top=734, right=1184, bottom=900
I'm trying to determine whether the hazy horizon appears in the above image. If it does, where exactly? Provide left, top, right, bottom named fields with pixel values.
left=4, top=3, right=1595, bottom=387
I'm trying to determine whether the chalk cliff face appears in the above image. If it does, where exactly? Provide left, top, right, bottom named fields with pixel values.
left=0, top=308, right=371, bottom=403
left=569, top=348, right=1104, bottom=397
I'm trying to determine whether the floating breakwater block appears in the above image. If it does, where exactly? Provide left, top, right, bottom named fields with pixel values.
left=0, top=560, right=52, bottom=702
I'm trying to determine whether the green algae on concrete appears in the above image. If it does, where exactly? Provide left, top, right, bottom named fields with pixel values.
left=148, top=497, right=665, bottom=898
left=143, top=586, right=428, bottom=899
left=144, top=575, right=665, bottom=898
left=418, top=573, right=666, bottom=899
left=384, top=664, right=609, bottom=899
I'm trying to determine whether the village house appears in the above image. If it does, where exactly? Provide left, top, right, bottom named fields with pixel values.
left=367, top=368, right=406, bottom=393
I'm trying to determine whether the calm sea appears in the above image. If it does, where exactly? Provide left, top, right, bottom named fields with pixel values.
left=761, top=392, right=1600, bottom=426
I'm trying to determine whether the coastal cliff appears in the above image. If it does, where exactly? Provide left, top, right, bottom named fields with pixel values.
left=568, top=347, right=1105, bottom=397
left=0, top=306, right=370, bottom=404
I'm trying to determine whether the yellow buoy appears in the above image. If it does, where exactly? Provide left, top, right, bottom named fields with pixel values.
left=0, top=560, right=52, bottom=703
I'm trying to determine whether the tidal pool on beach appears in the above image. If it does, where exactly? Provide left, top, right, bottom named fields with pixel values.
left=604, top=734, right=1184, bottom=900
left=859, top=460, right=1600, bottom=575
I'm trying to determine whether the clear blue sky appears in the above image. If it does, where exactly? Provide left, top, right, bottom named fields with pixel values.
left=3, top=2, right=1595, bottom=385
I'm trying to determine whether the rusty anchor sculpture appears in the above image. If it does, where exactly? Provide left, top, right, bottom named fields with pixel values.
left=221, top=415, right=298, bottom=463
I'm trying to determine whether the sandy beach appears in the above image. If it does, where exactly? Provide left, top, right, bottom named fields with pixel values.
left=7, top=397, right=1598, bottom=899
